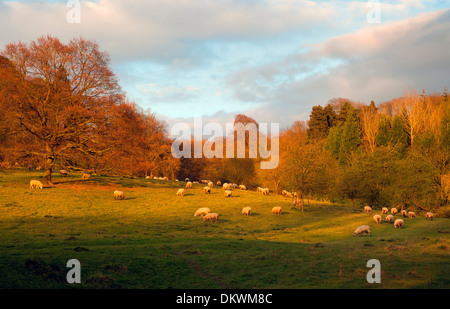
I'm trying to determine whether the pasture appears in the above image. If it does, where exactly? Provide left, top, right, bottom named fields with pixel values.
left=0, top=170, right=448, bottom=289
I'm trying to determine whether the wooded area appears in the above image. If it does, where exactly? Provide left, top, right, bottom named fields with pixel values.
left=0, top=36, right=448, bottom=214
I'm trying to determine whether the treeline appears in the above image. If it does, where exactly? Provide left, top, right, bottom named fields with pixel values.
left=265, top=92, right=450, bottom=214
left=0, top=36, right=178, bottom=181
left=0, top=36, right=448, bottom=214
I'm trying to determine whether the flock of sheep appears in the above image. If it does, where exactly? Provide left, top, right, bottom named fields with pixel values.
left=353, top=206, right=435, bottom=236
left=176, top=179, right=284, bottom=221
left=29, top=172, right=436, bottom=235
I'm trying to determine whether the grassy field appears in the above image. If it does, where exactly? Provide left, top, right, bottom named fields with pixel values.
left=0, top=169, right=449, bottom=289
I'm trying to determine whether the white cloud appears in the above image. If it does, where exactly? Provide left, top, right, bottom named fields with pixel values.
left=224, top=9, right=450, bottom=128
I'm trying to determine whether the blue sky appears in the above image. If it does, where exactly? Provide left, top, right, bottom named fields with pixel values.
left=1, top=0, right=449, bottom=130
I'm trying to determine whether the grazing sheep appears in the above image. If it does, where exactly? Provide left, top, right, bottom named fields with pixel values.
left=81, top=172, right=91, bottom=179
left=216, top=181, right=221, bottom=186
left=408, top=211, right=416, bottom=219
left=239, top=185, right=246, bottom=190
left=285, top=192, right=293, bottom=198
left=176, top=188, right=185, bottom=196
left=186, top=181, right=192, bottom=189
left=391, top=208, right=398, bottom=215
left=208, top=181, right=214, bottom=188
left=382, top=207, right=388, bottom=214
left=425, top=212, right=434, bottom=220
left=373, top=214, right=381, bottom=224
left=194, top=207, right=211, bottom=217
left=114, top=190, right=125, bottom=200
left=271, top=206, right=282, bottom=215
left=401, top=210, right=408, bottom=217
left=60, top=169, right=69, bottom=176
left=30, top=179, right=43, bottom=189
left=262, top=188, right=269, bottom=195
left=204, top=186, right=211, bottom=194
left=242, top=207, right=252, bottom=216
left=281, top=190, right=288, bottom=196
left=394, top=219, right=404, bottom=229
left=364, top=206, right=372, bottom=213
left=224, top=190, right=232, bottom=197
left=203, top=213, right=219, bottom=223
left=223, top=183, right=230, bottom=189
left=385, top=214, right=394, bottom=223
left=353, top=225, right=371, bottom=236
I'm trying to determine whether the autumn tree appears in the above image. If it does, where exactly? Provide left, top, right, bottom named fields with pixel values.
left=0, top=36, right=122, bottom=183
left=360, top=101, right=380, bottom=153
left=395, top=89, right=427, bottom=150
left=222, top=114, right=259, bottom=185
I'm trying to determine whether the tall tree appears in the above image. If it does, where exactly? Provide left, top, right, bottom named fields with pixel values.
left=307, top=104, right=337, bottom=140
left=396, top=89, right=427, bottom=150
left=360, top=101, right=380, bottom=153
left=338, top=105, right=362, bottom=164
left=0, top=36, right=122, bottom=183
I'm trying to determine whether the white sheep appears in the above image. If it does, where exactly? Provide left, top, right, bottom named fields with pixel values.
left=272, top=206, right=282, bottom=215
left=261, top=188, right=269, bottom=195
left=373, top=214, right=381, bottom=224
left=224, top=190, right=232, bottom=197
left=186, top=181, right=192, bottom=189
left=176, top=188, right=185, bottom=196
left=353, top=225, right=371, bottom=236
left=223, top=183, right=229, bottom=189
left=281, top=190, right=287, bottom=196
left=382, top=207, right=388, bottom=214
left=364, top=206, right=372, bottom=213
left=408, top=211, right=416, bottom=219
left=60, top=169, right=69, bottom=176
left=30, top=179, right=43, bottom=189
left=394, top=219, right=404, bottom=229
left=114, top=190, right=125, bottom=200
left=425, top=212, right=434, bottom=220
left=203, top=212, right=219, bottom=223
left=208, top=181, right=214, bottom=188
left=401, top=210, right=408, bottom=217
left=285, top=192, right=293, bottom=198
left=216, top=181, right=221, bottom=186
left=385, top=214, right=394, bottom=223
left=239, top=185, right=246, bottom=190
left=194, top=207, right=210, bottom=217
left=204, top=186, right=211, bottom=194
left=391, top=208, right=398, bottom=215
left=242, top=207, right=252, bottom=216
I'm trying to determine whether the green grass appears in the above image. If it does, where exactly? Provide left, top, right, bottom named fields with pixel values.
left=0, top=170, right=449, bottom=288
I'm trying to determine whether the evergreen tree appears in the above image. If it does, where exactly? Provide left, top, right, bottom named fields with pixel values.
left=324, top=125, right=343, bottom=160
left=339, top=106, right=362, bottom=164
left=307, top=104, right=337, bottom=140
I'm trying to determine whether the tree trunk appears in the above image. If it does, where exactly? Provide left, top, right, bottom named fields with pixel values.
left=43, top=143, right=55, bottom=185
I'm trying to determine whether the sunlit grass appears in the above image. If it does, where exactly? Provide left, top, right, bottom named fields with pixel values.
left=0, top=170, right=448, bottom=288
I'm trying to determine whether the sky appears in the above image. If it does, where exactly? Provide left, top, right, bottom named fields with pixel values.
left=1, top=0, right=449, bottom=131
